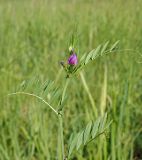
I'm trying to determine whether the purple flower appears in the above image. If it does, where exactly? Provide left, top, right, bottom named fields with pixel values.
left=68, top=53, right=78, bottom=65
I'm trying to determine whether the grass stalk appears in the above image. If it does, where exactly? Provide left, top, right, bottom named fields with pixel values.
left=80, top=71, right=98, bottom=118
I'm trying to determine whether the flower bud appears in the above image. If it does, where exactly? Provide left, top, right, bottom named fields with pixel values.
left=68, top=53, right=78, bottom=65
left=69, top=46, right=74, bottom=53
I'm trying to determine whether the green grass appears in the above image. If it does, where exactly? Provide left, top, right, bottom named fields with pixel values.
left=0, top=0, right=142, bottom=159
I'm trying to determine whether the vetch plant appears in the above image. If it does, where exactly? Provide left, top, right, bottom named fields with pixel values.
left=8, top=40, right=119, bottom=159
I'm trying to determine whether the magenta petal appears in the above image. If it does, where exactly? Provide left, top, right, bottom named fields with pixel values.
left=68, top=54, right=78, bottom=65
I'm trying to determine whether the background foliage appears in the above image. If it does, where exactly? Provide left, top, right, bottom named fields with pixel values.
left=0, top=0, right=142, bottom=159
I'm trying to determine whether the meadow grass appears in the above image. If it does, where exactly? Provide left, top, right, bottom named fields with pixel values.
left=0, top=0, right=142, bottom=159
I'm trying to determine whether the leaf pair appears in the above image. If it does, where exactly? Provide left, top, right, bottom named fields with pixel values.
left=82, top=40, right=119, bottom=66
left=68, top=40, right=119, bottom=76
left=17, top=77, right=61, bottom=105
left=68, top=113, right=112, bottom=158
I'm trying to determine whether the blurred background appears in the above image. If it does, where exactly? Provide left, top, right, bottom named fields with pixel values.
left=0, top=0, right=142, bottom=159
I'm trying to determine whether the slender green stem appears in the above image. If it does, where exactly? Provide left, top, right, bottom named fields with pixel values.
left=60, top=78, right=69, bottom=109
left=8, top=92, right=58, bottom=115
left=59, top=114, right=65, bottom=160
left=58, top=78, right=70, bottom=160
left=80, top=71, right=98, bottom=117
left=86, top=131, right=106, bottom=146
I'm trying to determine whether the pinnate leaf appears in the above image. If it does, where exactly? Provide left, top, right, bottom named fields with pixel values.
left=101, top=41, right=109, bottom=55
left=83, top=121, right=92, bottom=145
left=91, top=117, right=101, bottom=138
left=76, top=131, right=84, bottom=150
left=110, top=40, right=120, bottom=52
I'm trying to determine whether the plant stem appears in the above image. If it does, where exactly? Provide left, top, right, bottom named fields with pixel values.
left=8, top=92, right=58, bottom=115
left=59, top=114, right=65, bottom=160
left=60, top=78, right=70, bottom=109
left=58, top=78, right=70, bottom=160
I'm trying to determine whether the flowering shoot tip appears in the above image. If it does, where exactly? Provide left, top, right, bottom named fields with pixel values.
left=68, top=53, right=78, bottom=65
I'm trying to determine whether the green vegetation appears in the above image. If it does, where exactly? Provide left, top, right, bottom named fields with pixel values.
left=0, top=0, right=142, bottom=159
